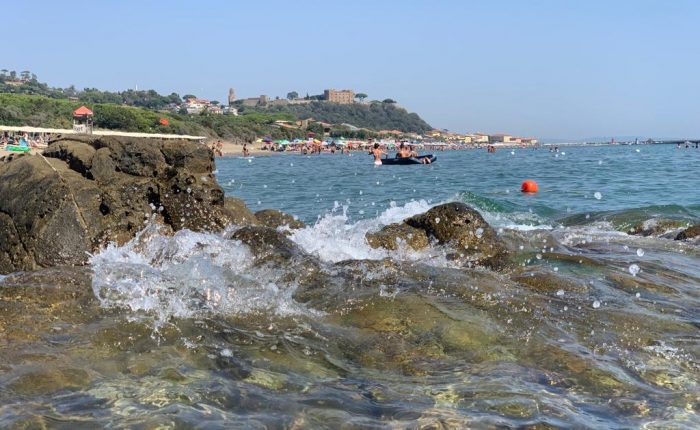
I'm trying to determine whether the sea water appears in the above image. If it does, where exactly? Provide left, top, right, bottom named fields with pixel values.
left=1, top=144, right=699, bottom=428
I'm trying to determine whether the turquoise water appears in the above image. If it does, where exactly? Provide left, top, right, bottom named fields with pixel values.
left=217, top=144, right=700, bottom=225
left=2, top=144, right=699, bottom=428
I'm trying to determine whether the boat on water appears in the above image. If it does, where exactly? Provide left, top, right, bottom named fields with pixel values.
left=380, top=154, right=436, bottom=165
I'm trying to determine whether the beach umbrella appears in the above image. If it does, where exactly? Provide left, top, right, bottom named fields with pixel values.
left=263, top=136, right=273, bottom=143
left=159, top=118, right=169, bottom=126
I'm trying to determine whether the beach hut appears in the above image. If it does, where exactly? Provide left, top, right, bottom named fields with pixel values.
left=72, top=106, right=94, bottom=134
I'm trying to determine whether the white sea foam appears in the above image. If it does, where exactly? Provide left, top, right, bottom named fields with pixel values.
left=90, top=223, right=317, bottom=327
left=290, top=199, right=434, bottom=263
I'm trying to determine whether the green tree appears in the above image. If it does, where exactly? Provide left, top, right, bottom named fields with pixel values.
left=20, top=70, right=30, bottom=81
left=287, top=91, right=299, bottom=100
left=355, top=93, right=368, bottom=102
left=0, top=69, right=7, bottom=78
left=182, top=94, right=196, bottom=101
left=382, top=98, right=396, bottom=104
left=9, top=70, right=17, bottom=80
left=211, top=100, right=220, bottom=105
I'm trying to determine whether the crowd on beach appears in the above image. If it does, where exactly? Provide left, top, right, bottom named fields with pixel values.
left=1, top=131, right=50, bottom=149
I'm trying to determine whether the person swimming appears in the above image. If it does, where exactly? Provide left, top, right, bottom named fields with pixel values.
left=372, top=143, right=385, bottom=165
left=397, top=143, right=411, bottom=158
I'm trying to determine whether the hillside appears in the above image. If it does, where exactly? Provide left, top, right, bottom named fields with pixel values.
left=245, top=101, right=432, bottom=134
left=0, top=93, right=306, bottom=141
left=0, top=71, right=433, bottom=138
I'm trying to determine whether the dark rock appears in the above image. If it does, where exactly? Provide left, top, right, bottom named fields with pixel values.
left=628, top=218, right=689, bottom=237
left=0, top=135, right=234, bottom=274
left=675, top=224, right=700, bottom=241
left=254, top=209, right=305, bottom=231
left=405, top=202, right=509, bottom=269
left=230, top=226, right=303, bottom=264
left=224, top=197, right=259, bottom=226
left=365, top=223, right=429, bottom=251
left=43, top=140, right=96, bottom=178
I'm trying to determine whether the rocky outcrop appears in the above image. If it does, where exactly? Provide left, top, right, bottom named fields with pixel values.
left=254, top=209, right=305, bottom=231
left=230, top=226, right=303, bottom=265
left=0, top=135, right=243, bottom=274
left=365, top=202, right=509, bottom=269
left=365, top=223, right=429, bottom=251
left=225, top=197, right=259, bottom=226
left=675, top=224, right=700, bottom=241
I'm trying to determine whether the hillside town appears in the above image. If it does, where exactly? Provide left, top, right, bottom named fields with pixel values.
left=179, top=87, right=538, bottom=146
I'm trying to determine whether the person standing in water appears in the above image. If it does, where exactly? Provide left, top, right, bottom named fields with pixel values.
left=372, top=143, right=385, bottom=165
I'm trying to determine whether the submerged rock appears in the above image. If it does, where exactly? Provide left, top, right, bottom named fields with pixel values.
left=628, top=218, right=689, bottom=237
left=254, top=209, right=305, bottom=231
left=675, top=224, right=700, bottom=240
left=365, top=223, right=429, bottom=251
left=0, top=135, right=245, bottom=274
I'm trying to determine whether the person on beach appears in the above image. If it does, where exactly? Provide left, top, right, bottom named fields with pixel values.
left=242, top=143, right=249, bottom=157
left=372, top=143, right=385, bottom=165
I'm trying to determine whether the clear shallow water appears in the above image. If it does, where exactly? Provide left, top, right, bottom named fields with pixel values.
left=1, top=144, right=699, bottom=429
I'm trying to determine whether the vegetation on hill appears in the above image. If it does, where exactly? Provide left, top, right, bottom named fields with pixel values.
left=0, top=69, right=433, bottom=138
left=0, top=93, right=305, bottom=141
left=240, top=101, right=432, bottom=134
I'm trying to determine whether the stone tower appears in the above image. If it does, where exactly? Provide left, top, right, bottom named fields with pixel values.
left=228, top=88, right=236, bottom=105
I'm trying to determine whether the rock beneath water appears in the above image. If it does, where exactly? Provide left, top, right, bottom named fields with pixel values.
left=254, top=209, right=305, bottom=231
left=0, top=135, right=239, bottom=274
left=365, top=223, right=429, bottom=251
left=675, top=224, right=700, bottom=241
left=627, top=218, right=688, bottom=237
left=225, top=197, right=259, bottom=226
left=404, top=202, right=509, bottom=269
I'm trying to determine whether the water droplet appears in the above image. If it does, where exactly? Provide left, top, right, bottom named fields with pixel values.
left=536, top=253, right=542, bottom=260
left=628, top=264, right=640, bottom=276
left=518, top=245, right=524, bottom=250
left=592, top=300, right=601, bottom=309
left=556, top=289, right=564, bottom=296
left=635, top=292, right=641, bottom=298
left=585, top=214, right=590, bottom=219
left=594, top=192, right=602, bottom=200
left=635, top=149, right=640, bottom=153
left=248, top=159, right=252, bottom=163
left=636, top=248, right=644, bottom=257
left=553, top=266, right=559, bottom=272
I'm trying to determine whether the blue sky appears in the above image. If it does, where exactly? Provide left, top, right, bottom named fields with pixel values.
left=4, top=0, right=699, bottom=138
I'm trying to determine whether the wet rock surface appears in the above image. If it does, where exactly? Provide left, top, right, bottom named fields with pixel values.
left=675, top=224, right=700, bottom=240
left=0, top=135, right=234, bottom=274
left=366, top=202, right=509, bottom=268
left=365, top=222, right=429, bottom=250
left=254, top=209, right=306, bottom=231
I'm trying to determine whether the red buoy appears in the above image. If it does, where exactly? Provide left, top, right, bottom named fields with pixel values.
left=521, top=180, right=538, bottom=193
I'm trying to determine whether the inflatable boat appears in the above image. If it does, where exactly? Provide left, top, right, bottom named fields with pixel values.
left=4, top=145, right=31, bottom=152
left=380, top=154, right=436, bottom=165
